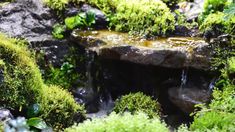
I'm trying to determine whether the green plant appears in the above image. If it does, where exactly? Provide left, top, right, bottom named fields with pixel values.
left=65, top=11, right=96, bottom=30
left=38, top=85, right=85, bottom=129
left=52, top=11, right=96, bottom=39
left=52, top=24, right=66, bottom=39
left=65, top=112, right=169, bottom=132
left=44, top=62, right=80, bottom=89
left=113, top=92, right=161, bottom=118
left=4, top=117, right=49, bottom=131
left=88, top=0, right=175, bottom=37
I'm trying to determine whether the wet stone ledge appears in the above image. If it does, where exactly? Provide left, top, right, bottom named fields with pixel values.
left=71, top=30, right=211, bottom=70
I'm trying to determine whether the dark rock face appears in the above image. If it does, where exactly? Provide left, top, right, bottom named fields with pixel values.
left=0, top=0, right=70, bottom=66
left=0, top=0, right=55, bottom=42
left=72, top=30, right=211, bottom=70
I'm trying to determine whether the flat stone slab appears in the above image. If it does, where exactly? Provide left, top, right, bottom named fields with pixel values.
left=72, top=30, right=211, bottom=70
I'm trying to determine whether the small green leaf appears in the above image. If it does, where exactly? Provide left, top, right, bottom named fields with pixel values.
left=27, top=117, right=47, bottom=130
left=65, top=17, right=76, bottom=30
left=27, top=104, right=40, bottom=118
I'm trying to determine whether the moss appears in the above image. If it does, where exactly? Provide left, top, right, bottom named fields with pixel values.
left=88, top=0, right=175, bottom=37
left=199, top=12, right=226, bottom=34
left=43, top=0, right=84, bottom=11
left=113, top=92, right=161, bottom=118
left=199, top=0, right=232, bottom=21
left=65, top=112, right=169, bottom=132
left=39, top=85, right=85, bottom=129
left=0, top=34, right=44, bottom=110
left=0, top=33, right=85, bottom=129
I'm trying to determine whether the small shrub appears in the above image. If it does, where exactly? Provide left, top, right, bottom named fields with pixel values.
left=113, top=92, right=161, bottom=118
left=38, top=85, right=85, bottom=129
left=64, top=112, right=169, bottom=132
left=88, top=0, right=175, bottom=37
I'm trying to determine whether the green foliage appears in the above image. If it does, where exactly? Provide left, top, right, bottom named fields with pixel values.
left=199, top=0, right=233, bottom=21
left=191, top=111, right=235, bottom=132
left=52, top=24, right=66, bottom=39
left=3, top=117, right=49, bottom=131
left=88, top=0, right=175, bottom=37
left=113, top=92, right=161, bottom=118
left=0, top=34, right=85, bottom=129
left=65, top=11, right=96, bottom=30
left=38, top=85, right=85, bottom=129
left=190, top=57, right=235, bottom=132
left=65, top=112, right=169, bottom=132
left=44, top=62, right=80, bottom=89
left=199, top=12, right=226, bottom=34
left=52, top=11, right=96, bottom=39
left=43, top=0, right=84, bottom=11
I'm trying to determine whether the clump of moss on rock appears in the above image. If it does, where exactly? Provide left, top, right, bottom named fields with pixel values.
left=88, top=0, right=175, bottom=37
left=0, top=33, right=85, bottom=129
left=113, top=92, right=161, bottom=118
left=43, top=0, right=85, bottom=11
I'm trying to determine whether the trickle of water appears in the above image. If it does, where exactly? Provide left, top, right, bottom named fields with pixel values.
left=85, top=50, right=95, bottom=89
left=180, top=69, right=188, bottom=89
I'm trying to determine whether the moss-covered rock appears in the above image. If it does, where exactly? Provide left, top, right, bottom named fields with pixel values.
left=88, top=0, right=175, bottom=37
left=39, top=85, right=85, bottom=129
left=113, top=92, right=161, bottom=118
left=0, top=34, right=44, bottom=109
left=65, top=112, right=169, bottom=132
left=0, top=34, right=85, bottom=129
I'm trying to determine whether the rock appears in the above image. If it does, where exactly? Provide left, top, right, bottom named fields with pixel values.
left=168, top=87, right=211, bottom=113
left=71, top=30, right=211, bottom=70
left=81, top=4, right=108, bottom=29
left=178, top=0, right=204, bottom=22
left=0, top=108, right=13, bottom=121
left=0, top=0, right=70, bottom=66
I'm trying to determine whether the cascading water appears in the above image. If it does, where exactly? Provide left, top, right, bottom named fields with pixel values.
left=179, top=68, right=188, bottom=97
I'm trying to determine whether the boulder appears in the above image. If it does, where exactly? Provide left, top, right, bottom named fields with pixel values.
left=168, top=87, right=211, bottom=113
left=71, top=30, right=211, bottom=70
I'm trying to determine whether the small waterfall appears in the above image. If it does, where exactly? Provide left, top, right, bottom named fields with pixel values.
left=180, top=69, right=188, bottom=88
left=179, top=68, right=188, bottom=100
left=85, top=50, right=95, bottom=90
